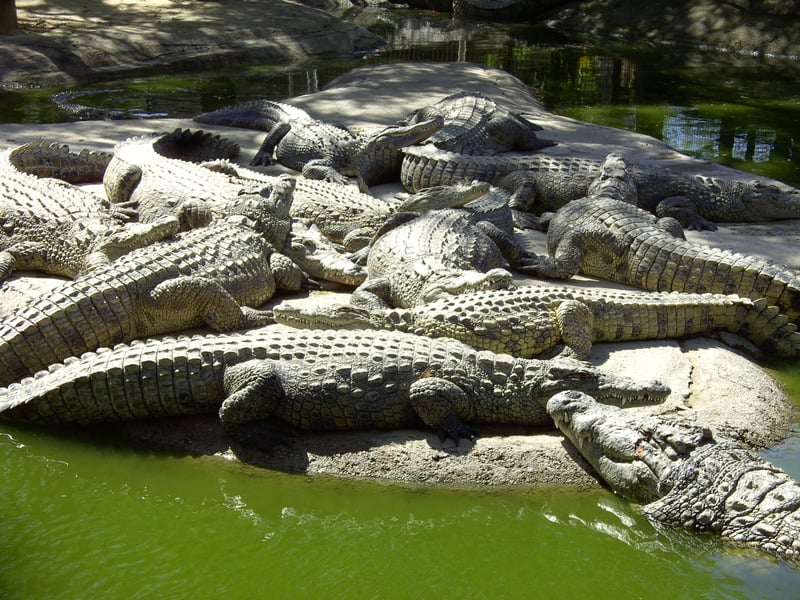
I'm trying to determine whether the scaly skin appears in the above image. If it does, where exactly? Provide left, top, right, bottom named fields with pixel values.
left=290, top=178, right=491, bottom=252
left=194, top=100, right=443, bottom=188
left=399, top=91, right=553, bottom=155
left=103, top=128, right=292, bottom=231
left=547, top=390, right=800, bottom=565
left=0, top=328, right=669, bottom=449
left=273, top=285, right=800, bottom=359
left=530, top=194, right=800, bottom=324
left=352, top=206, right=523, bottom=309
left=0, top=187, right=304, bottom=388
left=0, top=140, right=180, bottom=281
left=400, top=146, right=800, bottom=229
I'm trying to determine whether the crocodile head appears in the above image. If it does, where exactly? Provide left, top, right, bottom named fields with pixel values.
left=223, top=175, right=296, bottom=242
left=419, top=267, right=514, bottom=303
left=546, top=390, right=709, bottom=503
left=273, top=303, right=375, bottom=330
left=364, top=115, right=445, bottom=151
left=396, top=180, right=491, bottom=212
left=724, top=179, right=800, bottom=221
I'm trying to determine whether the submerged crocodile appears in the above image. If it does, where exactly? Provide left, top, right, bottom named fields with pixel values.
left=1, top=140, right=179, bottom=281
left=529, top=193, right=800, bottom=324
left=399, top=91, right=554, bottom=155
left=400, top=145, right=800, bottom=229
left=351, top=201, right=529, bottom=309
left=0, top=182, right=303, bottom=388
left=194, top=99, right=443, bottom=188
left=274, top=285, right=800, bottom=359
left=0, top=328, right=669, bottom=448
left=103, top=128, right=294, bottom=231
left=548, top=390, right=800, bottom=565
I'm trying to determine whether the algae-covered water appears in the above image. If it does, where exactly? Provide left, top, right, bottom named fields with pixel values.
left=2, top=7, right=800, bottom=598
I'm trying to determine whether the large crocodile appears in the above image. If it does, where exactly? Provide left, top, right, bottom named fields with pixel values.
left=528, top=193, right=800, bottom=324
left=1, top=140, right=179, bottom=281
left=193, top=99, right=443, bottom=188
left=350, top=201, right=529, bottom=309
left=400, top=145, right=800, bottom=229
left=547, top=390, right=800, bottom=564
left=0, top=328, right=669, bottom=448
left=0, top=182, right=303, bottom=388
left=290, top=178, right=490, bottom=252
left=273, top=285, right=800, bottom=359
left=103, top=128, right=294, bottom=231
left=399, top=91, right=554, bottom=155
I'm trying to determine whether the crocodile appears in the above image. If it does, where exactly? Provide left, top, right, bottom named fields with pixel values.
left=273, top=285, right=800, bottom=359
left=350, top=199, right=532, bottom=309
left=398, top=91, right=554, bottom=155
left=0, top=328, right=669, bottom=448
left=528, top=193, right=800, bottom=325
left=290, top=178, right=490, bottom=252
left=400, top=145, right=800, bottom=230
left=283, top=220, right=367, bottom=288
left=103, top=128, right=295, bottom=231
left=0, top=182, right=303, bottom=388
left=547, top=390, right=800, bottom=565
left=193, top=99, right=443, bottom=188
left=1, top=140, right=180, bottom=281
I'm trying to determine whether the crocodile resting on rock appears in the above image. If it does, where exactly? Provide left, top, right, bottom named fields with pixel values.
left=1, top=140, right=179, bottom=281
left=399, top=91, right=554, bottom=155
left=548, top=390, right=800, bottom=565
left=400, top=145, right=800, bottom=229
left=273, top=285, right=800, bottom=359
left=103, top=128, right=293, bottom=231
left=290, top=178, right=489, bottom=252
left=351, top=201, right=528, bottom=309
left=0, top=328, right=669, bottom=448
left=194, top=100, right=443, bottom=188
left=0, top=182, right=303, bottom=388
left=523, top=153, right=800, bottom=324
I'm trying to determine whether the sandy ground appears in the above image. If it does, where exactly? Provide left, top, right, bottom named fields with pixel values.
left=0, top=1, right=797, bottom=488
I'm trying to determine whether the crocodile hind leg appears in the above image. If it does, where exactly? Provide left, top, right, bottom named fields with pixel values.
left=0, top=250, right=16, bottom=282
left=409, top=377, right=477, bottom=443
left=148, top=275, right=275, bottom=332
left=553, top=300, right=594, bottom=359
left=251, top=122, right=291, bottom=166
left=269, top=252, right=306, bottom=291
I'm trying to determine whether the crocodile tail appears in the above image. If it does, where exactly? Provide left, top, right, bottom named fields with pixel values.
left=736, top=298, right=800, bottom=357
left=4, top=140, right=113, bottom=184
left=151, top=128, right=240, bottom=163
left=0, top=277, right=132, bottom=388
left=193, top=99, right=309, bottom=131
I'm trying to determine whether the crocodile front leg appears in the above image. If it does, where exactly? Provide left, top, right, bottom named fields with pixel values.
left=147, top=275, right=275, bottom=332
left=515, top=231, right=584, bottom=280
left=409, top=377, right=477, bottom=443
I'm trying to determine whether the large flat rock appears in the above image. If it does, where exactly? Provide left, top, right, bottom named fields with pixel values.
left=0, top=62, right=795, bottom=487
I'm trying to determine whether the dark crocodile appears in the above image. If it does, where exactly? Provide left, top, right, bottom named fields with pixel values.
left=0, top=182, right=303, bottom=388
left=193, top=99, right=443, bottom=188
left=548, top=390, right=800, bottom=565
left=400, top=146, right=800, bottom=229
left=0, top=328, right=669, bottom=448
left=103, top=128, right=294, bottom=231
left=273, top=285, right=800, bottom=359
left=1, top=140, right=179, bottom=281
left=399, top=91, right=554, bottom=155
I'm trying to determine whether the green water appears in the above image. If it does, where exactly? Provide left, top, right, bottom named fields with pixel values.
left=2, top=412, right=799, bottom=599
left=2, top=6, right=800, bottom=597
